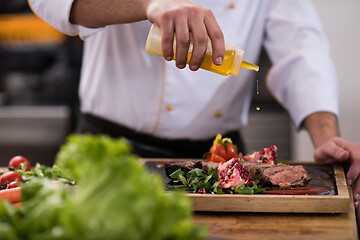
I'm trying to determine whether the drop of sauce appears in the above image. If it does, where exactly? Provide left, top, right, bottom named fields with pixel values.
left=255, top=80, right=261, bottom=111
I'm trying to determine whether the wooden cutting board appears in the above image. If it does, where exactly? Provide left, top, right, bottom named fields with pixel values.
left=142, top=159, right=350, bottom=213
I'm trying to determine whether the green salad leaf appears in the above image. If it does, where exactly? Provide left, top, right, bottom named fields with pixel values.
left=169, top=167, right=219, bottom=193
left=4, top=163, right=75, bottom=185
left=0, top=134, right=207, bottom=240
left=169, top=167, right=265, bottom=195
left=275, top=158, right=288, bottom=165
left=230, top=180, right=265, bottom=194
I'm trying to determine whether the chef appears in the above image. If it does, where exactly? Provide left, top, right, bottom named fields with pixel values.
left=28, top=0, right=360, bottom=205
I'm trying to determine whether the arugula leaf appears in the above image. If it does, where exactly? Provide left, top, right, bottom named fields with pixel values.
left=231, top=185, right=254, bottom=194
left=170, top=169, right=188, bottom=186
left=1, top=163, right=75, bottom=185
left=249, top=180, right=265, bottom=194
left=211, top=181, right=224, bottom=194
left=275, top=158, right=288, bottom=165
left=168, top=165, right=264, bottom=195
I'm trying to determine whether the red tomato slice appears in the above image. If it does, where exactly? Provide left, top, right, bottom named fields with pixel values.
left=213, top=143, right=226, bottom=159
left=205, top=153, right=211, bottom=162
left=225, top=143, right=237, bottom=160
left=210, top=153, right=226, bottom=163
left=209, top=145, right=214, bottom=153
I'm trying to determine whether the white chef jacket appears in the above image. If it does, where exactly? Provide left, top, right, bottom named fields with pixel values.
left=29, top=0, right=338, bottom=140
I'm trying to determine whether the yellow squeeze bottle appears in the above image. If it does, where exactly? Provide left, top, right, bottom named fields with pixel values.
left=145, top=24, right=259, bottom=76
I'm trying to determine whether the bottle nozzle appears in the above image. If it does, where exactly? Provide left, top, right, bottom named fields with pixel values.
left=241, top=61, right=259, bottom=72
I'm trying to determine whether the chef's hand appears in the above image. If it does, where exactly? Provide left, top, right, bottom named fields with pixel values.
left=314, top=137, right=360, bottom=207
left=69, top=0, right=224, bottom=70
left=146, top=0, right=225, bottom=71
left=304, top=112, right=360, bottom=206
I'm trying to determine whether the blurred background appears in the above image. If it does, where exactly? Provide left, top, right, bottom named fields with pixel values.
left=0, top=0, right=82, bottom=165
left=0, top=0, right=359, bottom=166
left=292, top=0, right=360, bottom=161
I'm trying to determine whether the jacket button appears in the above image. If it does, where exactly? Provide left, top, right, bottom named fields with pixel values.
left=229, top=3, right=235, bottom=9
left=214, top=110, right=222, bottom=117
left=166, top=104, right=174, bottom=111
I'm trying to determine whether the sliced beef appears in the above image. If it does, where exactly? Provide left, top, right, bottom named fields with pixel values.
left=242, top=162, right=274, bottom=182
left=268, top=165, right=311, bottom=189
left=165, top=159, right=312, bottom=189
left=243, top=162, right=311, bottom=189
left=202, top=161, right=219, bottom=172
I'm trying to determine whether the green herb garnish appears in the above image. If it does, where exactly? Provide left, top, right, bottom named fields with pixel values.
left=169, top=167, right=265, bottom=195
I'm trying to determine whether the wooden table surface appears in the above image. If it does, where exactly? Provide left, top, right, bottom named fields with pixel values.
left=193, top=187, right=358, bottom=240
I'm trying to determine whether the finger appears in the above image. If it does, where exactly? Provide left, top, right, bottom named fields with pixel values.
left=331, top=137, right=352, bottom=161
left=160, top=20, right=175, bottom=61
left=314, top=140, right=350, bottom=163
left=344, top=145, right=360, bottom=186
left=332, top=137, right=360, bottom=161
left=346, top=160, right=360, bottom=186
left=313, top=148, right=335, bottom=164
left=174, top=16, right=190, bottom=69
left=188, top=18, right=208, bottom=71
left=332, top=138, right=360, bottom=186
left=352, top=177, right=360, bottom=206
left=204, top=10, right=225, bottom=66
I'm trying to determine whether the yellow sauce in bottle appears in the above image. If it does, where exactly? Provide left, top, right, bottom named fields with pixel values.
left=146, top=24, right=259, bottom=76
left=174, top=50, right=236, bottom=76
left=173, top=50, right=259, bottom=76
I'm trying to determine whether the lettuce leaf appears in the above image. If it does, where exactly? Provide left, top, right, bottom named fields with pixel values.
left=0, top=134, right=207, bottom=240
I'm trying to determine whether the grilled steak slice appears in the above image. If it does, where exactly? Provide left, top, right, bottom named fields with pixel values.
left=243, top=162, right=274, bottom=182
left=165, top=159, right=312, bottom=189
left=202, top=161, right=219, bottom=172
left=243, top=162, right=311, bottom=188
left=268, top=165, right=311, bottom=189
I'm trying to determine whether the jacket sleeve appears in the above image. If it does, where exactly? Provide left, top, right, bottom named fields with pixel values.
left=264, top=0, right=339, bottom=130
left=28, top=0, right=103, bottom=39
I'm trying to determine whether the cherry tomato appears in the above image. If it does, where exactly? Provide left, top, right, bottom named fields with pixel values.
left=209, top=145, right=214, bottom=153
left=225, top=143, right=237, bottom=160
left=9, top=155, right=31, bottom=171
left=0, top=171, right=23, bottom=189
left=7, top=181, right=21, bottom=189
left=210, top=153, right=226, bottom=163
left=212, top=143, right=226, bottom=159
left=206, top=152, right=211, bottom=162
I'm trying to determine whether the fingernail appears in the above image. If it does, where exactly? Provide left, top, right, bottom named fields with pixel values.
left=215, top=57, right=223, bottom=65
left=190, top=65, right=199, bottom=71
left=347, top=179, right=353, bottom=186
left=166, top=56, right=173, bottom=61
left=355, top=201, right=359, bottom=208
left=356, top=193, right=360, bottom=202
left=177, top=64, right=185, bottom=69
